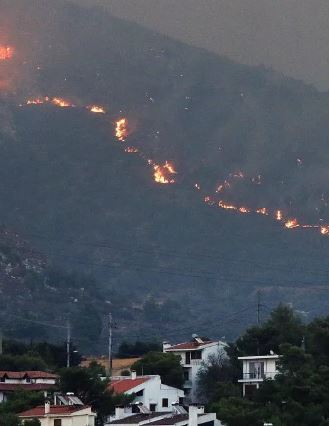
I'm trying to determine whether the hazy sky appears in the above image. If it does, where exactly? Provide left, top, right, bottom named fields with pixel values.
left=74, top=0, right=329, bottom=90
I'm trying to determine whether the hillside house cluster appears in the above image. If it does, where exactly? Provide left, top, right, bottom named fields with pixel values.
left=0, top=370, right=58, bottom=403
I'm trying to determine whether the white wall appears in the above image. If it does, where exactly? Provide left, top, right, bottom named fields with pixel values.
left=124, top=376, right=184, bottom=411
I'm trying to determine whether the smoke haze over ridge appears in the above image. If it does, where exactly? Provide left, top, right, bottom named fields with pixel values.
left=73, top=0, right=329, bottom=91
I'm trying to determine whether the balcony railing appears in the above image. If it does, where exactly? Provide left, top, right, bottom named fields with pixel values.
left=241, top=372, right=277, bottom=380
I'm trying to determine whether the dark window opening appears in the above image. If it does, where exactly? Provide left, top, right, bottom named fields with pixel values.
left=162, top=398, right=168, bottom=407
left=150, top=403, right=157, bottom=412
left=191, top=351, right=202, bottom=360
left=185, top=352, right=191, bottom=364
left=54, top=420, right=62, bottom=426
left=135, top=389, right=144, bottom=396
left=183, top=370, right=189, bottom=381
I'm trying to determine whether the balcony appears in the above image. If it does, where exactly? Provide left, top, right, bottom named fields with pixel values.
left=183, top=380, right=192, bottom=389
left=238, top=372, right=277, bottom=382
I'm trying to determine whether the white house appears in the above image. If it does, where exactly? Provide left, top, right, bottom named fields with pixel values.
left=110, top=372, right=184, bottom=412
left=19, top=401, right=96, bottom=426
left=163, top=336, right=227, bottom=401
left=0, top=371, right=58, bottom=402
left=238, top=354, right=280, bottom=397
left=107, top=404, right=222, bottom=426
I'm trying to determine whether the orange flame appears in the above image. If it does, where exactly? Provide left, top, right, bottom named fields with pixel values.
left=0, top=46, right=14, bottom=61
left=153, top=161, right=177, bottom=184
left=285, top=219, right=299, bottom=229
left=115, top=118, right=128, bottom=142
left=320, top=226, right=329, bottom=235
left=218, top=201, right=237, bottom=211
left=239, top=207, right=251, bottom=214
left=276, top=210, right=283, bottom=221
left=256, top=208, right=268, bottom=215
left=88, top=105, right=106, bottom=114
left=51, top=97, right=74, bottom=108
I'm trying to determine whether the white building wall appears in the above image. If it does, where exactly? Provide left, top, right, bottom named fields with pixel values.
left=124, top=376, right=184, bottom=411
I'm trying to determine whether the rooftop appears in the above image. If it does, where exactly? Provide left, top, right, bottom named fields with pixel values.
left=165, top=339, right=225, bottom=351
left=0, top=371, right=58, bottom=379
left=19, top=405, right=90, bottom=417
left=110, top=413, right=169, bottom=424
left=238, top=355, right=280, bottom=360
left=110, top=377, right=151, bottom=393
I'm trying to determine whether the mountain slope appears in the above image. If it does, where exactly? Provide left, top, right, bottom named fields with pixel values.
left=0, top=0, right=329, bottom=348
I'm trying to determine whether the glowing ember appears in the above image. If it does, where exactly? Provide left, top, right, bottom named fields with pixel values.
left=153, top=161, right=177, bottom=184
left=125, top=147, right=139, bottom=153
left=276, top=210, right=283, bottom=221
left=285, top=219, right=299, bottom=229
left=0, top=46, right=14, bottom=61
left=239, top=207, right=251, bottom=214
left=51, top=97, right=74, bottom=108
left=216, top=180, right=230, bottom=193
left=218, top=201, right=237, bottom=211
left=320, top=226, right=329, bottom=235
left=256, top=208, right=268, bottom=215
left=26, top=98, right=46, bottom=105
left=88, top=105, right=106, bottom=114
left=115, top=118, right=128, bottom=142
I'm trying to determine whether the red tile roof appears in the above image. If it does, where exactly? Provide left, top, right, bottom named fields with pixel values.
left=0, top=371, right=58, bottom=379
left=19, top=405, right=89, bottom=417
left=110, top=377, right=150, bottom=393
left=165, top=341, right=215, bottom=351
left=0, top=383, right=57, bottom=392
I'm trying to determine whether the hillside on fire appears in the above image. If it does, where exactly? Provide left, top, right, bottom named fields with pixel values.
left=0, top=0, right=329, bottom=348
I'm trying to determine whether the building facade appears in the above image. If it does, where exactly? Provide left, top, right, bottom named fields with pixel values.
left=163, top=336, right=227, bottom=401
left=19, top=402, right=96, bottom=426
left=0, top=371, right=58, bottom=403
left=238, top=354, right=280, bottom=397
left=110, top=372, right=184, bottom=412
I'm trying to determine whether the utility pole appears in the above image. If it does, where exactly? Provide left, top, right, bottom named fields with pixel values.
left=0, top=329, right=3, bottom=355
left=108, top=313, right=113, bottom=378
left=66, top=320, right=71, bottom=368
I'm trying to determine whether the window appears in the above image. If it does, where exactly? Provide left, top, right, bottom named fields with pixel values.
left=179, top=397, right=184, bottom=405
left=135, top=389, right=144, bottom=396
left=183, top=370, right=189, bottom=381
left=54, top=420, right=62, bottom=426
left=249, top=362, right=264, bottom=379
left=150, top=403, right=157, bottom=412
left=162, top=398, right=168, bottom=407
left=191, top=351, right=202, bottom=360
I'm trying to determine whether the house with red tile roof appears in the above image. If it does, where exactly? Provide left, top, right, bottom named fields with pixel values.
left=163, top=336, right=227, bottom=401
left=110, top=371, right=184, bottom=413
left=0, top=371, right=58, bottom=403
left=19, top=401, right=96, bottom=426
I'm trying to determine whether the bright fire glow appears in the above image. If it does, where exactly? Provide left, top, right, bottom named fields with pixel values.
left=115, top=118, right=128, bottom=142
left=256, top=208, right=268, bottom=215
left=51, top=97, right=74, bottom=108
left=321, top=226, right=329, bottom=235
left=153, top=161, right=177, bottom=184
left=218, top=201, right=237, bottom=211
left=88, top=105, right=106, bottom=114
left=285, top=219, right=299, bottom=229
left=0, top=46, right=14, bottom=61
left=276, top=210, right=283, bottom=221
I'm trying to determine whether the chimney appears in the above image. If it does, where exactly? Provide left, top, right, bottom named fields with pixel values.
left=115, top=405, right=125, bottom=420
left=45, top=401, right=51, bottom=415
left=163, top=341, right=171, bottom=352
left=131, top=370, right=137, bottom=380
left=188, top=405, right=198, bottom=426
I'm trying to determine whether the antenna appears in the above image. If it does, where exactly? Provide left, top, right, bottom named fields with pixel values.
left=66, top=320, right=71, bottom=368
